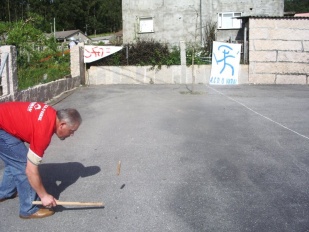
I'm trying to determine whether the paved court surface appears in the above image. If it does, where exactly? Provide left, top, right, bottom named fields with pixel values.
left=1, top=84, right=309, bottom=232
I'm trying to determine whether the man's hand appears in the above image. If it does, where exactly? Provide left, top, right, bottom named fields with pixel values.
left=40, top=194, right=57, bottom=208
left=25, top=160, right=57, bottom=207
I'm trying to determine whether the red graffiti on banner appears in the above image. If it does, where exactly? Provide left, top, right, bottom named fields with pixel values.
left=84, top=47, right=105, bottom=58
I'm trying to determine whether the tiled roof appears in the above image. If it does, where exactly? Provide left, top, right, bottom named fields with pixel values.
left=54, top=30, right=81, bottom=39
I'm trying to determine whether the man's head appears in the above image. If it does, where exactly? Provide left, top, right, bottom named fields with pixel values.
left=55, top=108, right=82, bottom=140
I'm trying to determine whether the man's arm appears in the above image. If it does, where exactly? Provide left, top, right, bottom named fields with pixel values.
left=25, top=160, right=57, bottom=207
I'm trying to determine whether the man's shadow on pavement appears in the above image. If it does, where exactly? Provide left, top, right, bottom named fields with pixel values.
left=39, top=162, right=101, bottom=211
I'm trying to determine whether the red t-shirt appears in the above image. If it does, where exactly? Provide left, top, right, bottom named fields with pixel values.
left=0, top=102, right=56, bottom=158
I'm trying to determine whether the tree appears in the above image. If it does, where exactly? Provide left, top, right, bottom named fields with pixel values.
left=0, top=0, right=122, bottom=35
left=284, top=0, right=309, bottom=13
left=0, top=22, right=10, bottom=45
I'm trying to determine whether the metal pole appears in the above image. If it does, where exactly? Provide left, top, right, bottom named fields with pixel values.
left=200, top=0, right=203, bottom=46
left=54, top=18, right=56, bottom=41
left=126, top=46, right=129, bottom=65
left=244, top=26, right=247, bottom=64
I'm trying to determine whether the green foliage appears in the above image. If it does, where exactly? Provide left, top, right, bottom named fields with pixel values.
left=0, top=0, right=122, bottom=35
left=0, top=21, right=10, bottom=45
left=186, top=46, right=212, bottom=65
left=88, top=39, right=210, bottom=69
left=0, top=17, right=70, bottom=90
left=18, top=51, right=70, bottom=90
left=0, top=16, right=70, bottom=90
left=284, top=0, right=309, bottom=13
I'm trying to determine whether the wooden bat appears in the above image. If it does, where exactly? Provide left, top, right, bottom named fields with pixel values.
left=32, top=200, right=104, bottom=207
left=117, top=160, right=121, bottom=175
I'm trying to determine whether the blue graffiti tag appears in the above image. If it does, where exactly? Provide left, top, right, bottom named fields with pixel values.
left=214, top=45, right=237, bottom=76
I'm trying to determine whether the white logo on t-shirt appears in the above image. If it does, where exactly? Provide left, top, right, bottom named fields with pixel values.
left=34, top=104, right=41, bottom=110
left=38, top=105, right=49, bottom=121
left=28, top=102, right=41, bottom=112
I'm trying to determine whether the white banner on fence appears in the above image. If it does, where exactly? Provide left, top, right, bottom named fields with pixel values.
left=84, top=46, right=123, bottom=63
left=209, top=41, right=241, bottom=85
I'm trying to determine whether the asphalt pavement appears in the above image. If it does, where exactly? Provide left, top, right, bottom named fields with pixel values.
left=1, top=84, right=309, bottom=232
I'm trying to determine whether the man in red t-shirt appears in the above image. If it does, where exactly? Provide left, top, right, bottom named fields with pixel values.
left=0, top=102, right=82, bottom=219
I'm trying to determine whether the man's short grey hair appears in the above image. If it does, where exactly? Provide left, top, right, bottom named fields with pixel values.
left=56, top=108, right=82, bottom=126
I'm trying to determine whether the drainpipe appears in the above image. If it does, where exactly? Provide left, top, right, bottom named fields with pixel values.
left=244, top=26, right=247, bottom=64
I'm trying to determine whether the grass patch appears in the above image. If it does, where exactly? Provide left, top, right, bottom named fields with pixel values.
left=18, top=50, right=70, bottom=90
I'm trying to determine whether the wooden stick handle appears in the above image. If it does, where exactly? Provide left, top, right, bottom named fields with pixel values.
left=32, top=200, right=104, bottom=207
left=117, top=160, right=121, bottom=176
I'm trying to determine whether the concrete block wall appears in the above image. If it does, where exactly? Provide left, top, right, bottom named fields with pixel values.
left=87, top=65, right=249, bottom=85
left=249, top=18, right=309, bottom=84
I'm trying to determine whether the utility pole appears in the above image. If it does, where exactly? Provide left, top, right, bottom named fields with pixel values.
left=85, top=24, right=89, bottom=35
left=200, top=0, right=203, bottom=46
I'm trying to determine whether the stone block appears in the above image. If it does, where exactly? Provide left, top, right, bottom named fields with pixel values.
left=249, top=28, right=269, bottom=40
left=278, top=51, right=309, bottom=63
left=154, top=66, right=172, bottom=84
left=253, top=40, right=302, bottom=51
left=249, top=19, right=276, bottom=29
left=250, top=51, right=277, bottom=62
left=304, top=41, right=309, bottom=52
left=275, top=19, right=309, bottom=30
left=170, top=66, right=181, bottom=84
left=104, top=67, right=114, bottom=85
left=275, top=75, right=307, bottom=84
left=195, top=66, right=210, bottom=84
left=145, top=67, right=154, bottom=84
left=121, top=66, right=135, bottom=84
left=269, top=28, right=309, bottom=40
left=249, top=74, right=276, bottom=84
left=135, top=67, right=146, bottom=84
left=252, top=62, right=309, bottom=74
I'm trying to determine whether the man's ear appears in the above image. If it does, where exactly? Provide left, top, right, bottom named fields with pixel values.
left=59, top=121, right=67, bottom=128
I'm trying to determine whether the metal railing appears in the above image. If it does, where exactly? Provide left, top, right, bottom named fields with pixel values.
left=0, top=52, right=9, bottom=76
left=0, top=52, right=9, bottom=96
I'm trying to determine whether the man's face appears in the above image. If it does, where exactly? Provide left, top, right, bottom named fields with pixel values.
left=56, top=122, right=80, bottom=140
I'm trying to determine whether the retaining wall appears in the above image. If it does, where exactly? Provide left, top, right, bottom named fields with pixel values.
left=0, top=45, right=83, bottom=103
left=87, top=65, right=249, bottom=85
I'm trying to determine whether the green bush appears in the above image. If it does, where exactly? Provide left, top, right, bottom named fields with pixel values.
left=87, top=39, right=209, bottom=69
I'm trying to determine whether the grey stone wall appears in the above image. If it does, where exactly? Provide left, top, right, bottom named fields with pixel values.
left=249, top=18, right=309, bottom=84
left=122, top=0, right=284, bottom=45
left=14, top=76, right=81, bottom=102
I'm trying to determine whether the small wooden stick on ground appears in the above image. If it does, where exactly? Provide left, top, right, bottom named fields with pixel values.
left=32, top=200, right=104, bottom=207
left=117, top=160, right=121, bottom=176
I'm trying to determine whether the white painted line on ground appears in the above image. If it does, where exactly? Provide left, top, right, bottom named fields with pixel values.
left=207, top=85, right=309, bottom=141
